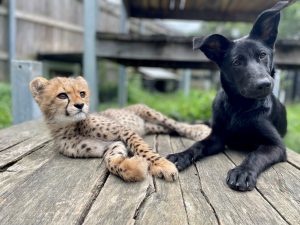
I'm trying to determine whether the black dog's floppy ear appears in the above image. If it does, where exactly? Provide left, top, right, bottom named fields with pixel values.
left=193, top=34, right=233, bottom=64
left=249, top=1, right=291, bottom=48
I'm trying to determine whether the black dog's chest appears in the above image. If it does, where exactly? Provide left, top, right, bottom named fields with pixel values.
left=222, top=100, right=271, bottom=129
left=218, top=98, right=273, bottom=149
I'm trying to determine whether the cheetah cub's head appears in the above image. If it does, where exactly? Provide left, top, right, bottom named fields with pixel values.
left=29, top=76, right=90, bottom=124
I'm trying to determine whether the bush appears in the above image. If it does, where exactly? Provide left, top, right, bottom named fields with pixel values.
left=127, top=77, right=215, bottom=122
left=285, top=104, right=300, bottom=153
left=0, top=83, right=12, bottom=129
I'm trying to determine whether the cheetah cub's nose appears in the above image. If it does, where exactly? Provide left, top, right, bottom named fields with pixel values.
left=74, top=103, right=84, bottom=110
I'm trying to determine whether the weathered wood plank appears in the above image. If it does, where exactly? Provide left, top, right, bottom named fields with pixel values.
left=135, top=135, right=189, bottom=225
left=170, top=137, right=219, bottom=225
left=226, top=149, right=300, bottom=225
left=82, top=136, right=155, bottom=225
left=181, top=139, right=288, bottom=225
left=0, top=120, right=46, bottom=151
left=0, top=132, right=51, bottom=169
left=0, top=141, right=55, bottom=196
left=287, top=149, right=300, bottom=169
left=0, top=150, right=107, bottom=225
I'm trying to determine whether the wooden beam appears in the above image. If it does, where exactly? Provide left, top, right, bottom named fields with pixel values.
left=0, top=6, right=83, bottom=33
left=95, top=33, right=212, bottom=69
left=125, top=8, right=260, bottom=22
left=38, top=33, right=300, bottom=70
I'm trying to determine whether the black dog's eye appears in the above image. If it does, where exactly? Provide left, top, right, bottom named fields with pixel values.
left=259, top=52, right=266, bottom=59
left=80, top=91, right=86, bottom=98
left=232, top=59, right=241, bottom=66
left=57, top=93, right=68, bottom=99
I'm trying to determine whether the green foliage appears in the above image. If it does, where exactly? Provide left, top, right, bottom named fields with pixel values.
left=280, top=2, right=300, bottom=39
left=0, top=83, right=12, bottom=129
left=284, top=104, right=300, bottom=153
left=127, top=77, right=215, bottom=122
left=99, top=76, right=215, bottom=122
left=99, top=81, right=118, bottom=102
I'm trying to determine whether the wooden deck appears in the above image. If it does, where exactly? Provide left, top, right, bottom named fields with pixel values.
left=1, top=120, right=300, bottom=225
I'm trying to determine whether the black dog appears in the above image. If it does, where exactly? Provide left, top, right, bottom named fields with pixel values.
left=167, top=1, right=291, bottom=191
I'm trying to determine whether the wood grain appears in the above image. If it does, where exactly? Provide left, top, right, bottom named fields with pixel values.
left=171, top=137, right=219, bottom=225
left=287, top=149, right=300, bottom=169
left=0, top=148, right=107, bottom=225
left=0, top=120, right=46, bottom=151
left=0, top=132, right=51, bottom=169
left=82, top=135, right=155, bottom=225
left=226, top=149, right=300, bottom=225
left=181, top=140, right=288, bottom=225
left=0, top=141, right=55, bottom=196
left=135, top=135, right=189, bottom=225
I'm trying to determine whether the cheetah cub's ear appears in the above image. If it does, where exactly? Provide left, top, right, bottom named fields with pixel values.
left=29, top=77, right=49, bottom=104
left=75, top=76, right=88, bottom=84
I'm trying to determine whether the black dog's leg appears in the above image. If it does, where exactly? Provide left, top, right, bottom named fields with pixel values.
left=227, top=121, right=286, bottom=191
left=167, top=132, right=225, bottom=171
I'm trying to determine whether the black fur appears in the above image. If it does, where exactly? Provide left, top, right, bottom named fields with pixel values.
left=167, top=1, right=290, bottom=192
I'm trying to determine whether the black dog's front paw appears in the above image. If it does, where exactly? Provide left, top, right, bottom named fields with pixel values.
left=167, top=152, right=193, bottom=171
left=226, top=166, right=257, bottom=191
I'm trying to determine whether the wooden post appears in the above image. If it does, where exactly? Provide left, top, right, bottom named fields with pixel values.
left=11, top=60, right=42, bottom=124
left=182, top=69, right=191, bottom=96
left=291, top=70, right=299, bottom=101
left=8, top=0, right=16, bottom=78
left=273, top=70, right=281, bottom=98
left=139, top=19, right=145, bottom=34
left=118, top=1, right=128, bottom=107
left=83, top=0, right=98, bottom=112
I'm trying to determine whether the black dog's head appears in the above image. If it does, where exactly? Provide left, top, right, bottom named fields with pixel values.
left=194, top=1, right=291, bottom=99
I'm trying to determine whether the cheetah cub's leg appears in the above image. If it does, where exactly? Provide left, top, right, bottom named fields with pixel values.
left=145, top=123, right=171, bottom=134
left=104, top=142, right=148, bottom=182
left=60, top=137, right=148, bottom=182
left=59, top=138, right=110, bottom=158
left=120, top=129, right=178, bottom=181
left=126, top=104, right=211, bottom=141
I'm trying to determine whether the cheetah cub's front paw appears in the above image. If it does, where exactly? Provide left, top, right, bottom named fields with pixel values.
left=119, top=156, right=149, bottom=182
left=150, top=158, right=178, bottom=182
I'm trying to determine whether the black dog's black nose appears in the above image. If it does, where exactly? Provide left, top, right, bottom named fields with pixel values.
left=256, top=79, right=271, bottom=91
left=74, top=103, right=84, bottom=110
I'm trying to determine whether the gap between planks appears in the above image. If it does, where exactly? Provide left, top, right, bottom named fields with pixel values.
left=76, top=169, right=110, bottom=225
left=178, top=138, right=220, bottom=225
left=225, top=150, right=300, bottom=225
left=223, top=151, right=290, bottom=225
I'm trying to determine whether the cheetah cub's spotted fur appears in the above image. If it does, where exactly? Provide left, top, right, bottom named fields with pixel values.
left=30, top=76, right=211, bottom=182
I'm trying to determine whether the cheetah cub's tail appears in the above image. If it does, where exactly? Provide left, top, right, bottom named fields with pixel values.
left=104, top=142, right=149, bottom=182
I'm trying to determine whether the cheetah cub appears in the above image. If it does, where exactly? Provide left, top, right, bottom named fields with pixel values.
left=30, top=76, right=211, bottom=182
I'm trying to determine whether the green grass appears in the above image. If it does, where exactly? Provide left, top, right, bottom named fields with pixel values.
left=100, top=77, right=215, bottom=122
left=0, top=83, right=12, bottom=129
left=127, top=79, right=215, bottom=122
left=284, top=104, right=300, bottom=153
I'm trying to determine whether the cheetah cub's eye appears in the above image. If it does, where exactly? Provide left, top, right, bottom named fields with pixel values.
left=80, top=91, right=86, bottom=98
left=57, top=93, right=68, bottom=99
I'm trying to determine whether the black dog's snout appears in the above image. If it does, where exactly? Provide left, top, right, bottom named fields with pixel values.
left=74, top=103, right=84, bottom=110
left=256, top=79, right=272, bottom=91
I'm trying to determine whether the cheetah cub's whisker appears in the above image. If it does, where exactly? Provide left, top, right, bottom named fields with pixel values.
left=29, top=76, right=211, bottom=182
